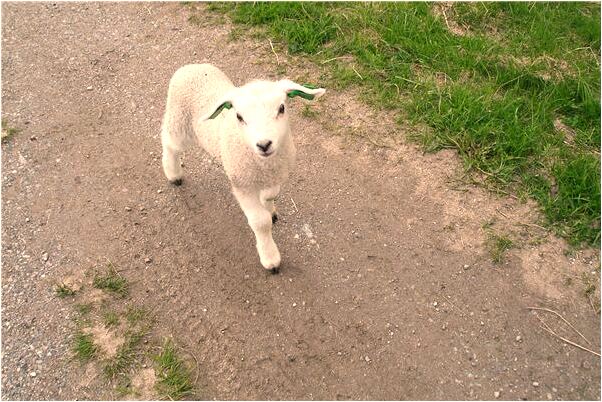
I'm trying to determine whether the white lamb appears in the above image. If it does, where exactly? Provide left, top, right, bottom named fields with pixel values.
left=161, top=64, right=326, bottom=273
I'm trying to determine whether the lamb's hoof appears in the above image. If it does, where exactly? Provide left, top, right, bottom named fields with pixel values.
left=269, top=266, right=280, bottom=275
left=271, top=213, right=278, bottom=224
left=170, top=178, right=183, bottom=186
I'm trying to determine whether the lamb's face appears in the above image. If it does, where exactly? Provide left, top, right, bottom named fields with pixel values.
left=231, top=81, right=290, bottom=158
left=202, top=79, right=325, bottom=158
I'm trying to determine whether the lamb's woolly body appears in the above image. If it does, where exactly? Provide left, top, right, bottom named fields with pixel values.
left=161, top=63, right=325, bottom=271
left=161, top=64, right=295, bottom=190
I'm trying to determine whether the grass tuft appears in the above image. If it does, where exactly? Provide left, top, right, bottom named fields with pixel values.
left=73, top=331, right=98, bottom=362
left=1, top=119, right=20, bottom=143
left=487, top=233, right=514, bottom=264
left=103, top=329, right=146, bottom=379
left=102, top=310, right=120, bottom=328
left=154, top=339, right=194, bottom=400
left=75, top=303, right=93, bottom=316
left=55, top=283, right=76, bottom=298
left=125, top=306, right=148, bottom=325
left=93, top=263, right=128, bottom=297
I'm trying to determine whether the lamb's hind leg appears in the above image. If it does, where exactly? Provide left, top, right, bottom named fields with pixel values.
left=161, top=127, right=184, bottom=185
left=233, top=187, right=281, bottom=273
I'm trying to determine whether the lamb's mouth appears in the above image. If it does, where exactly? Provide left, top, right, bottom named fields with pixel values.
left=259, top=150, right=275, bottom=158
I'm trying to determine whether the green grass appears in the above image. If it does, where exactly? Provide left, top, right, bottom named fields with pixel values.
left=204, top=2, right=601, bottom=247
left=102, top=310, right=120, bottom=328
left=73, top=331, right=98, bottom=362
left=55, top=283, right=76, bottom=298
left=301, top=104, right=319, bottom=119
left=125, top=306, right=148, bottom=325
left=1, top=119, right=20, bottom=143
left=487, top=233, right=514, bottom=264
left=75, top=303, right=93, bottom=316
left=153, top=339, right=194, bottom=400
left=93, top=263, right=129, bottom=297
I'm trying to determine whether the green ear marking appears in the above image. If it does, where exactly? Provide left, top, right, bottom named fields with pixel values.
left=287, top=84, right=319, bottom=100
left=208, top=101, right=233, bottom=119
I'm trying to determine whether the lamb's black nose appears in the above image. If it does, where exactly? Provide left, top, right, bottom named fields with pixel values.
left=256, top=140, right=272, bottom=152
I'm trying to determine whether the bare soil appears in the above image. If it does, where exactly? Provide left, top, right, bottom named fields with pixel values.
left=1, top=2, right=600, bottom=400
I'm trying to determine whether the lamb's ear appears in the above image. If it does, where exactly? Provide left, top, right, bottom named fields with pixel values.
left=200, top=96, right=234, bottom=121
left=279, top=79, right=326, bottom=100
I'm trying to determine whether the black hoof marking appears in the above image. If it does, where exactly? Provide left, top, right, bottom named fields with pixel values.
left=270, top=266, right=280, bottom=275
left=272, top=214, right=278, bottom=224
left=170, top=178, right=183, bottom=186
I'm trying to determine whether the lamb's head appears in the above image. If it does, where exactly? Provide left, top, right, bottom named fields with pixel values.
left=201, top=79, right=325, bottom=158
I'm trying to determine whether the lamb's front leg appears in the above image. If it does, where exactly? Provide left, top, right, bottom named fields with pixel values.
left=260, top=185, right=281, bottom=224
left=233, top=187, right=281, bottom=273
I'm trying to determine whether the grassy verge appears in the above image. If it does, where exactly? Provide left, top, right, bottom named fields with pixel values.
left=201, top=1, right=600, bottom=247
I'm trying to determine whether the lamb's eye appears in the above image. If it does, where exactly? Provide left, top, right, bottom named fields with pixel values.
left=236, top=113, right=244, bottom=123
left=278, top=104, right=285, bottom=115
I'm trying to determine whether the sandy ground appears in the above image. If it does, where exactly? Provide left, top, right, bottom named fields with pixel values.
left=1, top=2, right=600, bottom=400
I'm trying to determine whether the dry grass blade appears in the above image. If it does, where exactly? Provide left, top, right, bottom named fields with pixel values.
left=269, top=39, right=280, bottom=65
left=527, top=306, right=592, bottom=345
left=534, top=314, right=600, bottom=357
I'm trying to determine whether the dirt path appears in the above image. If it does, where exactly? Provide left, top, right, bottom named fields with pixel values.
left=1, top=3, right=600, bottom=400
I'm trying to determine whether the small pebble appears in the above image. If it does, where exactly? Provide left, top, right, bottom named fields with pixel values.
left=337, top=351, right=342, bottom=356
left=29, top=372, right=36, bottom=377
left=515, top=335, right=522, bottom=342
left=547, top=393, right=552, bottom=400
left=292, top=303, right=297, bottom=307
left=125, top=206, right=132, bottom=211
left=86, top=86, right=93, bottom=91
left=144, top=257, right=152, bottom=264
left=494, top=391, right=500, bottom=398
left=364, top=356, right=371, bottom=362
left=532, top=381, right=539, bottom=387
left=433, top=301, right=438, bottom=307
left=463, top=264, right=470, bottom=270
left=157, top=189, right=163, bottom=194
left=41, top=252, right=49, bottom=262
left=25, top=217, right=30, bottom=222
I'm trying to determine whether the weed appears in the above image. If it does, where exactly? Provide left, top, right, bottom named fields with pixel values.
left=1, top=119, right=20, bottom=143
left=75, top=303, right=93, bottom=316
left=125, top=306, right=148, bottom=325
left=154, top=339, right=194, bottom=400
left=301, top=104, right=319, bottom=119
left=487, top=233, right=514, bottom=263
left=55, top=283, right=76, bottom=298
left=187, top=14, right=203, bottom=26
left=115, top=380, right=133, bottom=398
left=102, top=310, right=120, bottom=328
left=73, top=331, right=97, bottom=362
left=103, top=328, right=147, bottom=379
left=93, top=263, right=128, bottom=297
